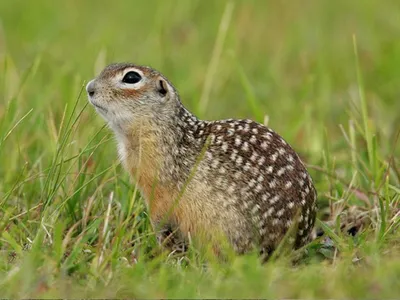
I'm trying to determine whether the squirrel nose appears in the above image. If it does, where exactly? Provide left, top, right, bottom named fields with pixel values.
left=86, top=80, right=96, bottom=97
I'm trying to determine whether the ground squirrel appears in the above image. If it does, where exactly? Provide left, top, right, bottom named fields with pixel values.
left=86, top=63, right=317, bottom=261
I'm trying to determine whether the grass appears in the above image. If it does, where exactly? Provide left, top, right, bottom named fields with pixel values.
left=1, top=0, right=400, bottom=298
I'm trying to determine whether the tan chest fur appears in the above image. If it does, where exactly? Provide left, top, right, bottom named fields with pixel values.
left=119, top=122, right=224, bottom=242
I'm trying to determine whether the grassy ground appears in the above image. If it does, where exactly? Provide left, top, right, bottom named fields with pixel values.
left=1, top=0, right=400, bottom=298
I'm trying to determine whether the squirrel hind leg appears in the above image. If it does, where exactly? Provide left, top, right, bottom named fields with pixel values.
left=156, top=224, right=188, bottom=255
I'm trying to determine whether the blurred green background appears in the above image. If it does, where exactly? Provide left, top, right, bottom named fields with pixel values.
left=2, top=0, right=400, bottom=151
left=1, top=0, right=400, bottom=298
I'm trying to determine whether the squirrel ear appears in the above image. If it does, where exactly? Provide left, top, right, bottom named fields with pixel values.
left=156, top=77, right=168, bottom=98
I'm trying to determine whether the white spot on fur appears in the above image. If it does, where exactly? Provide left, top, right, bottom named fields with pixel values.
left=248, top=179, right=256, bottom=188
left=277, top=208, right=285, bottom=217
left=278, top=147, right=286, bottom=155
left=235, top=137, right=241, bottom=146
left=251, top=204, right=260, bottom=214
left=230, top=152, right=237, bottom=161
left=212, top=159, right=219, bottom=168
left=267, top=207, right=274, bottom=216
left=210, top=134, right=216, bottom=143
left=271, top=152, right=278, bottom=162
left=261, top=141, right=268, bottom=150
left=277, top=167, right=286, bottom=176
left=266, top=166, right=273, bottom=174
left=206, top=152, right=213, bottom=160
left=258, top=156, right=266, bottom=166
left=222, top=142, right=228, bottom=152
left=255, top=183, right=263, bottom=193
left=250, top=152, right=258, bottom=162
left=242, top=141, right=249, bottom=152
left=269, top=195, right=279, bottom=204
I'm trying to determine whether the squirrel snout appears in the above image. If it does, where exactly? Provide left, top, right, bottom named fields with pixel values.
left=86, top=80, right=96, bottom=97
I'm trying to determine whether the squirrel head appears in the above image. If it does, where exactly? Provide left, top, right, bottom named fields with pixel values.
left=86, top=63, right=180, bottom=133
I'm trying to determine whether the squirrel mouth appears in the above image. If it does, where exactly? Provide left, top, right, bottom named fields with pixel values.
left=90, top=100, right=108, bottom=113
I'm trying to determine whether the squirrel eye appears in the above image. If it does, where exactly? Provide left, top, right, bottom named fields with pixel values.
left=122, top=71, right=142, bottom=84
